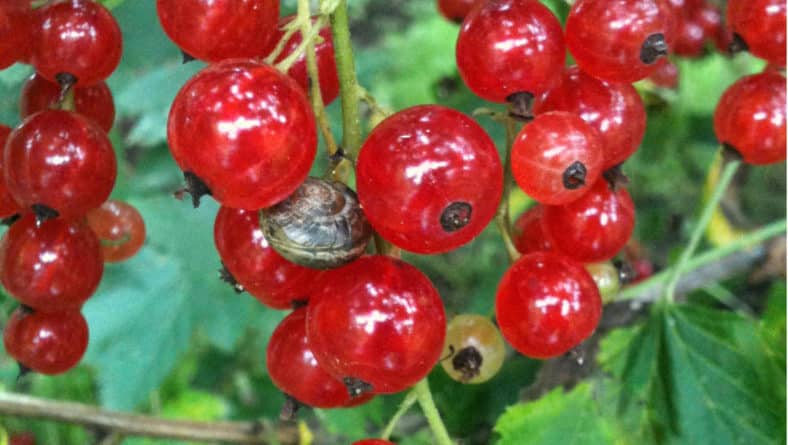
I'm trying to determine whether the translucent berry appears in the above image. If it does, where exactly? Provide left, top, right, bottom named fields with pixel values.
left=441, top=314, right=505, bottom=384
left=727, top=0, right=786, bottom=66
left=85, top=200, right=146, bottom=263
left=0, top=125, right=21, bottom=218
left=20, top=73, right=115, bottom=133
left=437, top=0, right=482, bottom=23
left=512, top=205, right=552, bottom=254
left=585, top=261, right=621, bottom=304
left=0, top=0, right=32, bottom=69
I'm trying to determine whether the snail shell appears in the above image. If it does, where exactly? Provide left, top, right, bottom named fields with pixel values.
left=260, top=177, right=373, bottom=269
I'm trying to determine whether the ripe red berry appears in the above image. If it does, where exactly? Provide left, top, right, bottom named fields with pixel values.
left=511, top=111, right=604, bottom=205
left=167, top=60, right=317, bottom=210
left=455, top=0, right=565, bottom=103
left=267, top=308, right=369, bottom=408
left=156, top=0, right=280, bottom=63
left=648, top=58, right=680, bottom=90
left=542, top=180, right=636, bottom=263
left=10, top=432, right=36, bottom=445
left=85, top=200, right=146, bottom=263
left=273, top=16, right=340, bottom=105
left=437, top=0, right=482, bottom=23
left=727, top=0, right=786, bottom=66
left=31, top=0, right=122, bottom=86
left=20, top=73, right=116, bottom=133
left=0, top=125, right=21, bottom=218
left=214, top=206, right=321, bottom=309
left=356, top=105, right=502, bottom=254
left=512, top=205, right=552, bottom=254
left=495, top=252, right=602, bottom=359
left=535, top=66, right=646, bottom=168
left=4, top=109, right=117, bottom=219
left=0, top=0, right=32, bottom=69
left=566, top=0, right=673, bottom=83
left=0, top=215, right=103, bottom=312
left=3, top=307, right=89, bottom=375
left=307, top=256, right=446, bottom=394
left=713, top=72, right=786, bottom=165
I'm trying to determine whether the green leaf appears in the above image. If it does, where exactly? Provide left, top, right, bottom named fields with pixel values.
left=493, top=383, right=619, bottom=445
left=313, top=397, right=386, bottom=440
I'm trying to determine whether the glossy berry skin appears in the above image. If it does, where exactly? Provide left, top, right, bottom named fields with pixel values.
left=0, top=215, right=103, bottom=312
left=648, top=58, right=679, bottom=89
left=727, top=0, right=786, bottom=66
left=512, top=111, right=604, bottom=205
left=307, top=256, right=446, bottom=394
left=156, top=0, right=279, bottom=63
left=566, top=0, right=673, bottom=83
left=438, top=0, right=482, bottom=23
left=585, top=261, right=621, bottom=304
left=542, top=180, right=636, bottom=263
left=713, top=72, right=786, bottom=165
left=357, top=105, right=502, bottom=254
left=0, top=0, right=32, bottom=69
left=512, top=205, right=552, bottom=254
left=168, top=60, right=317, bottom=210
left=31, top=0, right=122, bottom=86
left=5, top=109, right=117, bottom=218
left=85, top=200, right=146, bottom=263
left=495, top=252, right=602, bottom=359
left=274, top=16, right=339, bottom=105
left=213, top=206, right=321, bottom=309
left=441, top=314, right=505, bottom=384
left=0, top=125, right=21, bottom=218
left=3, top=307, right=89, bottom=375
left=456, top=0, right=565, bottom=103
left=352, top=441, right=396, bottom=445
left=535, top=66, right=646, bottom=169
left=20, top=73, right=115, bottom=133
left=267, top=308, right=365, bottom=408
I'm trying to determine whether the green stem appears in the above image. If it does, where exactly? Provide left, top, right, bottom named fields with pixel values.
left=330, top=0, right=362, bottom=164
left=495, top=117, right=520, bottom=263
left=413, top=378, right=453, bottom=445
left=664, top=156, right=741, bottom=302
left=274, top=16, right=326, bottom=73
left=381, top=389, right=419, bottom=440
left=620, top=218, right=785, bottom=301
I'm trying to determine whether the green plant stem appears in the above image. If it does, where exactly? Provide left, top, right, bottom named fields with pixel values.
left=329, top=0, right=362, bottom=165
left=381, top=389, right=419, bottom=440
left=495, top=117, right=520, bottom=263
left=274, top=16, right=326, bottom=73
left=620, top=218, right=786, bottom=301
left=664, top=157, right=741, bottom=302
left=413, top=379, right=453, bottom=445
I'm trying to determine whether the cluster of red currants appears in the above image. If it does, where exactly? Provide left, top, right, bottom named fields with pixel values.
left=0, top=0, right=146, bottom=376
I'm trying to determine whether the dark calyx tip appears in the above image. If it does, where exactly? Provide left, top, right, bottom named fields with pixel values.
left=181, top=50, right=196, bottom=64
left=1, top=213, right=20, bottom=226
left=640, top=33, right=669, bottom=64
left=452, top=346, right=483, bottom=382
left=721, top=143, right=743, bottom=163
left=728, top=34, right=748, bottom=55
left=342, top=377, right=374, bottom=398
left=178, top=171, right=212, bottom=208
left=440, top=201, right=472, bottom=232
left=506, top=92, right=535, bottom=122
left=291, top=299, right=308, bottom=310
left=602, top=164, right=630, bottom=191
left=31, top=204, right=59, bottom=225
left=17, top=363, right=32, bottom=381
left=562, top=161, right=588, bottom=190
left=613, top=259, right=636, bottom=285
left=55, top=72, right=77, bottom=88
left=218, top=264, right=245, bottom=294
left=279, top=394, right=301, bottom=421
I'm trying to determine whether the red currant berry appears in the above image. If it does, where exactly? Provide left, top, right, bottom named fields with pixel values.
left=307, top=256, right=446, bottom=395
left=511, top=111, right=604, bottom=205
left=20, top=73, right=115, bottom=133
left=4, top=109, right=117, bottom=219
left=0, top=125, right=22, bottom=218
left=542, top=180, right=636, bottom=263
left=31, top=0, right=122, bottom=86
left=495, top=252, right=602, bottom=359
left=357, top=105, right=502, bottom=254
left=727, top=0, right=786, bottom=66
left=267, top=308, right=368, bottom=408
left=3, top=306, right=89, bottom=375
left=512, top=205, right=552, bottom=254
left=0, top=215, right=103, bottom=312
left=535, top=66, right=646, bottom=169
left=214, top=206, right=321, bottom=309
left=85, top=200, right=146, bottom=263
left=437, top=0, right=482, bottom=23
left=273, top=16, right=339, bottom=105
left=167, top=60, right=317, bottom=210
left=10, top=432, right=36, bottom=445
left=647, top=58, right=679, bottom=89
left=352, top=441, right=396, bottom=445
left=156, top=0, right=280, bottom=63
left=455, top=0, right=565, bottom=104
left=566, top=0, right=673, bottom=83
left=0, top=0, right=32, bottom=69
left=713, top=72, right=786, bottom=165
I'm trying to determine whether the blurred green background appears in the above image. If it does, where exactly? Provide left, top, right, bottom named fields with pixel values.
left=0, top=1, right=784, bottom=444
